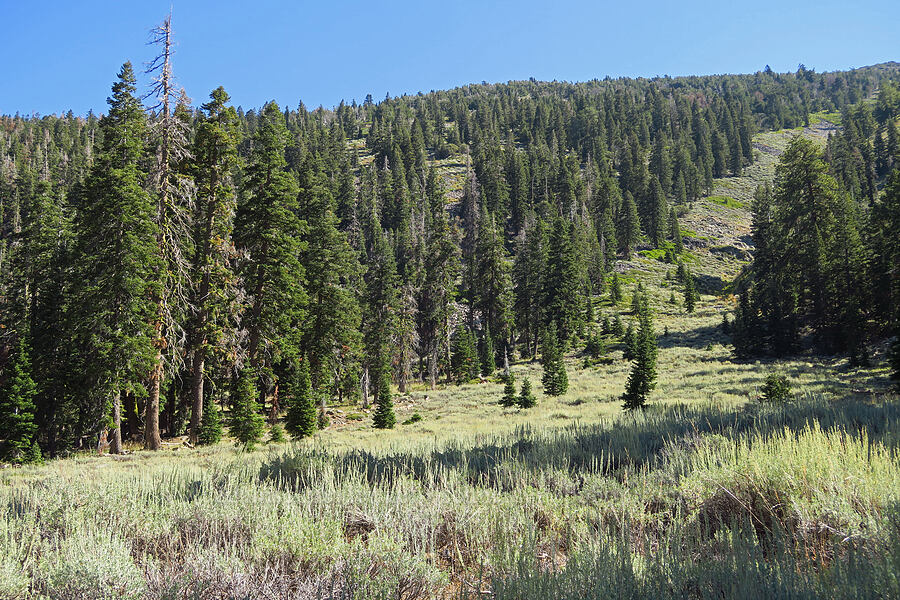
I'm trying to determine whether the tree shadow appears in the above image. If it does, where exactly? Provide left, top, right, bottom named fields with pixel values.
left=260, top=396, right=900, bottom=493
left=658, top=324, right=726, bottom=350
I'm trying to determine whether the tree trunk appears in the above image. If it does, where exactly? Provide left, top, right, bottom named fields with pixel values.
left=360, top=367, right=370, bottom=409
left=144, top=357, right=163, bottom=450
left=188, top=350, right=204, bottom=445
left=111, top=390, right=123, bottom=454
left=429, top=346, right=438, bottom=390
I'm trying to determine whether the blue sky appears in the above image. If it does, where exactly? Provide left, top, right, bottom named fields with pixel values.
left=2, top=0, right=897, bottom=116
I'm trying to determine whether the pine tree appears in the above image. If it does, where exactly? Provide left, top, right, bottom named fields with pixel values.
left=541, top=323, right=568, bottom=396
left=609, top=272, right=623, bottom=304
left=69, top=62, right=158, bottom=455
left=197, top=392, right=223, bottom=446
left=684, top=273, right=697, bottom=313
left=543, top=217, right=582, bottom=343
left=622, top=322, right=637, bottom=360
left=0, top=337, right=38, bottom=463
left=500, top=372, right=517, bottom=407
left=612, top=314, right=625, bottom=337
left=517, top=378, right=537, bottom=409
left=451, top=325, right=479, bottom=383
left=372, top=366, right=395, bottom=429
left=513, top=217, right=546, bottom=359
left=229, top=368, right=264, bottom=450
left=187, top=86, right=240, bottom=446
left=285, top=357, right=316, bottom=439
left=298, top=161, right=362, bottom=396
left=235, top=101, right=306, bottom=400
left=479, top=324, right=496, bottom=376
left=668, top=207, right=683, bottom=253
left=618, top=192, right=641, bottom=258
left=621, top=305, right=658, bottom=410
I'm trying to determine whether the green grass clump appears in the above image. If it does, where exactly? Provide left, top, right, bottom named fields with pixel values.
left=708, top=195, right=746, bottom=209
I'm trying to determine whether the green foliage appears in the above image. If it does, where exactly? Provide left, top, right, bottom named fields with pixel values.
left=609, top=272, right=623, bottom=304
left=0, top=338, right=38, bottom=463
left=760, top=373, right=792, bottom=403
left=268, top=422, right=286, bottom=444
left=479, top=325, right=496, bottom=377
left=585, top=330, right=605, bottom=359
left=621, top=302, right=658, bottom=410
left=197, top=393, right=223, bottom=446
left=372, top=367, right=395, bottom=429
left=451, top=325, right=479, bottom=384
left=229, top=369, right=264, bottom=450
left=285, top=358, right=316, bottom=439
left=500, top=373, right=517, bottom=408
left=516, top=378, right=536, bottom=409
left=402, top=413, right=423, bottom=425
left=541, top=323, right=568, bottom=396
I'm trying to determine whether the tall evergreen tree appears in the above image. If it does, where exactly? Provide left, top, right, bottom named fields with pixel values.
left=69, top=62, right=158, bottom=455
left=187, top=86, right=240, bottom=446
left=235, top=102, right=306, bottom=406
left=543, top=217, right=581, bottom=344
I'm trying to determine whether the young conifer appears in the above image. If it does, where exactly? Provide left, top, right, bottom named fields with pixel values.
left=197, top=392, right=223, bottom=446
left=500, top=373, right=517, bottom=407
left=0, top=338, right=39, bottom=463
left=372, top=367, right=395, bottom=429
left=229, top=369, right=265, bottom=450
left=517, top=378, right=537, bottom=409
left=285, top=357, right=316, bottom=439
left=622, top=305, right=658, bottom=410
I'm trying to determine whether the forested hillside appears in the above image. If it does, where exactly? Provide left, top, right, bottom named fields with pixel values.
left=0, top=27, right=898, bottom=461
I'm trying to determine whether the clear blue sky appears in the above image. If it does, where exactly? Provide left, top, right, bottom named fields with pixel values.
left=2, top=0, right=897, bottom=116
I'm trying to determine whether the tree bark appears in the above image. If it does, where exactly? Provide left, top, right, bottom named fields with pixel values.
left=188, top=350, right=204, bottom=445
left=111, top=390, right=123, bottom=454
left=144, top=357, right=163, bottom=450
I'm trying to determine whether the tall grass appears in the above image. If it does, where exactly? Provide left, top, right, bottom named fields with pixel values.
left=1, top=395, right=898, bottom=598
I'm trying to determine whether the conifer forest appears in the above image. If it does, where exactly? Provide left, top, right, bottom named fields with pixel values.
left=1, top=12, right=899, bottom=599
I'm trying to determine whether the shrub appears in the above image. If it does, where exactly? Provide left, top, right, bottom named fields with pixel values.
left=760, top=373, right=792, bottom=403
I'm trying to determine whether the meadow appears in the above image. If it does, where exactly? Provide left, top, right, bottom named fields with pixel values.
left=1, top=117, right=898, bottom=599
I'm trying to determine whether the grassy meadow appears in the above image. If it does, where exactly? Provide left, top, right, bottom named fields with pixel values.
left=1, top=121, right=898, bottom=599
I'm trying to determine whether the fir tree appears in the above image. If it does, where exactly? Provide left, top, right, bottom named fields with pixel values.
left=621, top=305, right=658, bottom=410
left=69, top=62, right=158, bottom=455
left=229, top=368, right=265, bottom=450
left=541, top=323, right=568, bottom=396
left=517, top=378, right=537, bottom=409
left=451, top=325, right=479, bottom=383
left=543, top=217, right=582, bottom=344
left=500, top=372, right=517, bottom=408
left=187, top=86, right=241, bottom=446
left=372, top=366, right=395, bottom=429
left=479, top=324, right=496, bottom=376
left=612, top=314, right=625, bottom=337
left=197, top=392, right=222, bottom=446
left=0, top=337, right=38, bottom=463
left=610, top=272, right=623, bottom=304
left=622, top=322, right=637, bottom=360
left=234, top=101, right=306, bottom=397
left=285, top=357, right=316, bottom=439
left=684, top=273, right=697, bottom=313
